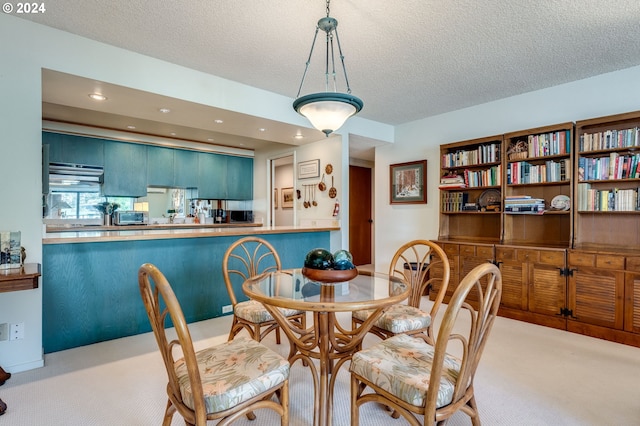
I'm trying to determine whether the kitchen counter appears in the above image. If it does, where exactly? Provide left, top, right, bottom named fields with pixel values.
left=46, top=222, right=260, bottom=233
left=43, top=224, right=339, bottom=244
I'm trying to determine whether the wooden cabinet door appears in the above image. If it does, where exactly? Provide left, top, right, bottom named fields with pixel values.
left=103, top=141, right=147, bottom=196
left=568, top=266, right=624, bottom=330
left=174, top=149, right=199, bottom=189
left=226, top=155, right=253, bottom=200
left=496, top=247, right=527, bottom=310
left=147, top=146, right=175, bottom=187
left=624, top=271, right=640, bottom=334
left=528, top=261, right=565, bottom=317
left=197, top=152, right=226, bottom=199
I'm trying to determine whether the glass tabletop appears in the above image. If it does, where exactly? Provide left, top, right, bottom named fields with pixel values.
left=243, top=268, right=409, bottom=312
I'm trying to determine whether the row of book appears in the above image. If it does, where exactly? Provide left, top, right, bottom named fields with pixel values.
left=504, top=195, right=545, bottom=214
left=441, top=192, right=470, bottom=212
left=519, top=130, right=571, bottom=158
left=579, top=127, right=640, bottom=152
left=577, top=183, right=639, bottom=211
left=577, top=153, right=640, bottom=181
left=464, top=165, right=501, bottom=188
left=506, top=159, right=570, bottom=184
left=442, top=143, right=500, bottom=168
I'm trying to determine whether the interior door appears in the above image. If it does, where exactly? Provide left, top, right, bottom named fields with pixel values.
left=349, top=165, right=372, bottom=265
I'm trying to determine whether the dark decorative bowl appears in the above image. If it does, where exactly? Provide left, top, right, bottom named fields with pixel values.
left=302, top=267, right=358, bottom=283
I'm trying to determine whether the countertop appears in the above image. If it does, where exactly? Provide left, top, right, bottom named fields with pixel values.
left=43, top=225, right=340, bottom=244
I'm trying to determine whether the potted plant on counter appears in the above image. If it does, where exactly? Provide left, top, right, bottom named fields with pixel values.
left=95, top=201, right=120, bottom=226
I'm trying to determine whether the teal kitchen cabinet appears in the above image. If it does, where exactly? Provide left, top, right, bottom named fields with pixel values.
left=147, top=145, right=175, bottom=187
left=197, top=152, right=227, bottom=199
left=43, top=132, right=104, bottom=166
left=103, top=141, right=148, bottom=196
left=174, top=149, right=199, bottom=188
left=226, top=155, right=253, bottom=199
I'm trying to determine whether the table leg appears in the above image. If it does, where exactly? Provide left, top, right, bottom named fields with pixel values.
left=317, top=311, right=330, bottom=426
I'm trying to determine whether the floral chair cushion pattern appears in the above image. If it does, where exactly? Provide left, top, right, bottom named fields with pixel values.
left=174, top=336, right=289, bottom=413
left=352, top=304, right=431, bottom=333
left=350, top=333, right=461, bottom=408
left=235, top=299, right=303, bottom=323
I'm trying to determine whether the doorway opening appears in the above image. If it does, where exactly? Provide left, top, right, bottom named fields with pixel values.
left=270, top=155, right=294, bottom=226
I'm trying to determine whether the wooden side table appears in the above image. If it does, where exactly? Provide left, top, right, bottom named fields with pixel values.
left=0, top=263, right=41, bottom=293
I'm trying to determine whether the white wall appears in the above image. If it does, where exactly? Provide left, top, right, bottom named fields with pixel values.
left=374, top=65, right=640, bottom=272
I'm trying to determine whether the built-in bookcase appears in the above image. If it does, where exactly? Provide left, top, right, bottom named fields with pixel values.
left=502, top=123, right=574, bottom=247
left=574, top=111, right=640, bottom=251
left=438, top=135, right=503, bottom=242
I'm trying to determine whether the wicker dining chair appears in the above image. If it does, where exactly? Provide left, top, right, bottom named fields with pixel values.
left=352, top=240, right=450, bottom=345
left=223, top=236, right=306, bottom=343
left=350, top=262, right=502, bottom=426
left=138, top=263, right=290, bottom=426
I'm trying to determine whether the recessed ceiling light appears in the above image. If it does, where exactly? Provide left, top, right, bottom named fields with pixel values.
left=214, top=119, right=224, bottom=124
left=88, top=93, right=107, bottom=101
left=159, top=108, right=171, bottom=113
left=170, top=132, right=176, bottom=136
left=294, top=134, right=304, bottom=140
left=207, top=138, right=214, bottom=142
left=258, top=128, right=266, bottom=132
left=126, top=125, right=136, bottom=129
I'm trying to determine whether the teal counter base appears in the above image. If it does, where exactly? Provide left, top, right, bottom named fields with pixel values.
left=43, top=232, right=329, bottom=353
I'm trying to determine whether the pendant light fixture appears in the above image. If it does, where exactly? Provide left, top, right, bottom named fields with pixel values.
left=293, top=0, right=363, bottom=137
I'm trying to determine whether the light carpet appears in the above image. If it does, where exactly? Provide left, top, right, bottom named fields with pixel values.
left=2, top=308, right=640, bottom=425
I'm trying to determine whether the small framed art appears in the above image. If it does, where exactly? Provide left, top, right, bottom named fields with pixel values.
left=390, top=160, right=427, bottom=204
left=273, top=188, right=278, bottom=208
left=298, top=159, right=320, bottom=179
left=282, top=187, right=294, bottom=208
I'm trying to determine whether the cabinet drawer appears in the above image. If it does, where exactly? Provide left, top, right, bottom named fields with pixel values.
left=517, top=249, right=540, bottom=262
left=460, top=245, right=476, bottom=256
left=626, top=256, right=640, bottom=272
left=495, top=247, right=516, bottom=261
left=596, top=255, right=624, bottom=270
left=568, top=252, right=595, bottom=267
left=539, top=250, right=565, bottom=266
left=476, top=246, right=494, bottom=258
left=441, top=244, right=459, bottom=256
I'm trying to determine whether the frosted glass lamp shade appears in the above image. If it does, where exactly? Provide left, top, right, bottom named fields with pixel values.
left=293, top=92, right=363, bottom=136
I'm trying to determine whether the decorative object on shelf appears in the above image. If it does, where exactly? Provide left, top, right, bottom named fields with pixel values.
left=298, top=159, right=320, bottom=179
left=550, top=194, right=571, bottom=211
left=0, top=231, right=21, bottom=270
left=507, top=139, right=528, bottom=160
left=292, top=0, right=363, bottom=136
left=478, top=189, right=501, bottom=211
left=325, top=163, right=333, bottom=175
left=390, top=160, right=428, bottom=204
left=282, top=187, right=294, bottom=209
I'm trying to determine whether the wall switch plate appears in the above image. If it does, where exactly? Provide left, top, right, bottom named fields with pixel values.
left=10, top=322, right=24, bottom=340
left=0, top=323, right=8, bottom=341
left=222, top=305, right=233, bottom=314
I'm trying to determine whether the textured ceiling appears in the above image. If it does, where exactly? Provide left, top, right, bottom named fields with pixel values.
left=16, top=1, right=640, bottom=156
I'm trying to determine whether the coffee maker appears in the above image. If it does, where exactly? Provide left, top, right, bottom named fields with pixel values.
left=213, top=200, right=226, bottom=223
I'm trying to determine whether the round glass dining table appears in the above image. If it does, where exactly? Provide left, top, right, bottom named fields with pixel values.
left=243, top=268, right=409, bottom=426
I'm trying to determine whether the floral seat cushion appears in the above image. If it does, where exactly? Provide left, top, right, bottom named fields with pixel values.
left=350, top=334, right=461, bottom=408
left=174, top=336, right=289, bottom=413
left=353, top=304, right=431, bottom=333
left=235, top=299, right=303, bottom=323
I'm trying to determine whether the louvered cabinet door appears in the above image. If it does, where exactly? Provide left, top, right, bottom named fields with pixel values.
left=624, top=256, right=640, bottom=334
left=528, top=250, right=566, bottom=317
left=568, top=266, right=624, bottom=330
left=495, top=247, right=527, bottom=310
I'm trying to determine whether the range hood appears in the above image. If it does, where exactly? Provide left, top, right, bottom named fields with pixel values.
left=49, top=162, right=103, bottom=192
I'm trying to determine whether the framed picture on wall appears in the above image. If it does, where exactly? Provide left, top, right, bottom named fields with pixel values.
left=273, top=188, right=278, bottom=208
left=390, top=160, right=427, bottom=204
left=282, top=187, right=294, bottom=208
left=298, top=159, right=320, bottom=179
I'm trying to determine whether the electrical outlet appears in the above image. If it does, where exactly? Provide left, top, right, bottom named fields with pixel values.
left=0, top=323, right=8, bottom=341
left=222, top=305, right=233, bottom=314
left=10, top=322, right=24, bottom=340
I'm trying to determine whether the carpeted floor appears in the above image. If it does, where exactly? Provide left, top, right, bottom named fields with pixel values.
left=2, top=305, right=640, bottom=425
